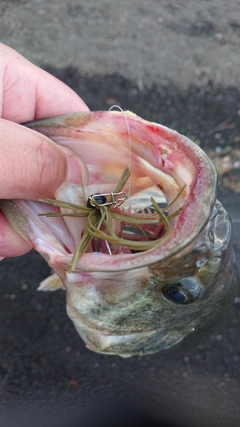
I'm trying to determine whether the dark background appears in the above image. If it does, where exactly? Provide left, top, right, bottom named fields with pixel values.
left=0, top=1, right=240, bottom=426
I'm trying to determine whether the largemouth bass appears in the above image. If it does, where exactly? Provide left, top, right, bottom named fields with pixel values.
left=0, top=111, right=237, bottom=357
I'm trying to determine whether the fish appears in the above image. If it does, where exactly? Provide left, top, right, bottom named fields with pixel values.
left=0, top=111, right=237, bottom=357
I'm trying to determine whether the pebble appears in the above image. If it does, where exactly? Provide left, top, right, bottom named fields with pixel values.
left=215, top=32, right=223, bottom=40
left=216, top=334, right=223, bottom=341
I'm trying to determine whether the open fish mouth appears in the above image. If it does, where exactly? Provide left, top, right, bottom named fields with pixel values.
left=40, top=167, right=186, bottom=272
left=2, top=110, right=234, bottom=357
left=24, top=110, right=217, bottom=273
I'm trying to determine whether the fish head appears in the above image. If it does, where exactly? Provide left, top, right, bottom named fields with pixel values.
left=61, top=199, right=235, bottom=357
left=1, top=111, right=237, bottom=356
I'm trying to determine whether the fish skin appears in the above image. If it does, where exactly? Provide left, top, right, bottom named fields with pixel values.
left=0, top=111, right=237, bottom=357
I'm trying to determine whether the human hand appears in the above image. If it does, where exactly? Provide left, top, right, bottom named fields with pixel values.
left=0, top=43, right=89, bottom=257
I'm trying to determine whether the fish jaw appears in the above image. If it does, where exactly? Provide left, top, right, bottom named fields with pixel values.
left=63, top=269, right=196, bottom=356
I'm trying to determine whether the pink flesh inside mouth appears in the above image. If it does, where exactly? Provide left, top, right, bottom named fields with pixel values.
left=50, top=144, right=210, bottom=270
left=25, top=112, right=217, bottom=273
left=69, top=186, right=170, bottom=257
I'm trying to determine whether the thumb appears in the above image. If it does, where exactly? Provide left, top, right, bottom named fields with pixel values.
left=0, top=119, right=83, bottom=200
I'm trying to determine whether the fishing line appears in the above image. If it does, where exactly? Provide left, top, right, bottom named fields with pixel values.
left=109, top=105, right=131, bottom=197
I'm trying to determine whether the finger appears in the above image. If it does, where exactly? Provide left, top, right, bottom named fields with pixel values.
left=0, top=43, right=89, bottom=122
left=0, top=212, right=31, bottom=257
left=0, top=119, right=83, bottom=199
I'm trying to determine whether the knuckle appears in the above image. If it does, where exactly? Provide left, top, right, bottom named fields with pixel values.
left=34, top=138, right=66, bottom=197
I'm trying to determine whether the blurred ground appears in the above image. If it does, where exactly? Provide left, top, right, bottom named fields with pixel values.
left=0, top=1, right=240, bottom=427
left=1, top=0, right=240, bottom=89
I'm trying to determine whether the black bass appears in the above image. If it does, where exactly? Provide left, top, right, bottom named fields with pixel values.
left=0, top=111, right=237, bottom=357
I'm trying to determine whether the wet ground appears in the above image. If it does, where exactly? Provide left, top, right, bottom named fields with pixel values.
left=0, top=1, right=240, bottom=426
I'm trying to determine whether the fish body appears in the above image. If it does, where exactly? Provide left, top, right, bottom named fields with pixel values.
left=0, top=111, right=237, bottom=357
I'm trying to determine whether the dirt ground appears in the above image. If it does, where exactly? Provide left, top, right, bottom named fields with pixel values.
left=1, top=0, right=240, bottom=89
left=0, top=1, right=240, bottom=427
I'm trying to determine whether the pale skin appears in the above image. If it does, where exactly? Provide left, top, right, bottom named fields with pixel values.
left=0, top=43, right=89, bottom=257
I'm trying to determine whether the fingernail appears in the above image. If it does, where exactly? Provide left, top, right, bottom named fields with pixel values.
left=66, top=155, right=83, bottom=184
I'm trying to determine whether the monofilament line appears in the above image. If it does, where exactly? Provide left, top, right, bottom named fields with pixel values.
left=109, top=105, right=131, bottom=196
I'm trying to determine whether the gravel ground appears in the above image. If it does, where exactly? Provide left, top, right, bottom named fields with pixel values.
left=0, top=1, right=240, bottom=427
left=1, top=0, right=240, bottom=89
